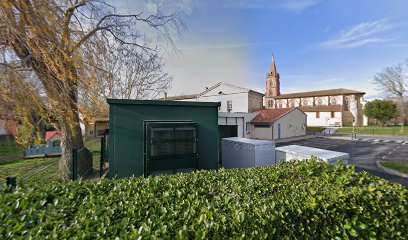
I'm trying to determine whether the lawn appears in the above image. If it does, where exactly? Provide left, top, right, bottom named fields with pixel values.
left=0, top=138, right=102, bottom=185
left=379, top=162, right=408, bottom=175
left=0, top=142, right=24, bottom=163
left=306, top=127, right=326, bottom=133
left=336, top=126, right=408, bottom=136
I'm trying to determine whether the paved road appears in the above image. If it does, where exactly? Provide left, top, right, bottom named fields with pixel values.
left=276, top=137, right=408, bottom=187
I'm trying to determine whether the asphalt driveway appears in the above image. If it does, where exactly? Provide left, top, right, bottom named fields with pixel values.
left=276, top=137, right=408, bottom=187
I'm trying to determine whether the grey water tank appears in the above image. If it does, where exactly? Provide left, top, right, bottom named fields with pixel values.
left=222, top=137, right=276, bottom=169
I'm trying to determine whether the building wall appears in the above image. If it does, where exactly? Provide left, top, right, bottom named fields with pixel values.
left=251, top=125, right=273, bottom=140
left=218, top=112, right=260, bottom=138
left=248, top=92, right=264, bottom=112
left=183, top=92, right=250, bottom=113
left=267, top=95, right=345, bottom=109
left=273, top=109, right=307, bottom=139
left=108, top=100, right=220, bottom=178
left=218, top=116, right=245, bottom=138
left=251, top=109, right=306, bottom=140
left=306, top=111, right=342, bottom=127
left=266, top=94, right=366, bottom=127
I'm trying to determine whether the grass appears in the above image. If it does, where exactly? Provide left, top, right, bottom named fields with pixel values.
left=379, top=162, right=408, bottom=175
left=0, top=157, right=60, bottom=185
left=306, top=127, right=326, bottom=133
left=0, top=142, right=24, bottom=163
left=0, top=138, right=102, bottom=185
left=336, top=126, right=408, bottom=136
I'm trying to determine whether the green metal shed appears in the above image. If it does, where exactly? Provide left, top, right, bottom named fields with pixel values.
left=107, top=99, right=220, bottom=178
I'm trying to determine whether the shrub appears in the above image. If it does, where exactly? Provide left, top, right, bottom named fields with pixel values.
left=0, top=159, right=407, bottom=239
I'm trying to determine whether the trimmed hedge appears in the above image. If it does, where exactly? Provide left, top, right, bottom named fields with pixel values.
left=0, top=159, right=407, bottom=239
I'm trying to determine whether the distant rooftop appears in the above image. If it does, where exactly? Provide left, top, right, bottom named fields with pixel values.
left=160, top=82, right=264, bottom=100
left=274, top=88, right=365, bottom=99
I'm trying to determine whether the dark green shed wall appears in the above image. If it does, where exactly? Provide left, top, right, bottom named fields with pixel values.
left=107, top=99, right=220, bottom=178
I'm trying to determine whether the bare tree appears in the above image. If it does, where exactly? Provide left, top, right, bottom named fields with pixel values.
left=373, top=59, right=408, bottom=123
left=0, top=0, right=185, bottom=181
left=94, top=43, right=173, bottom=100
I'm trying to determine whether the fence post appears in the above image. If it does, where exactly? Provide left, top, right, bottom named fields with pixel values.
left=100, top=135, right=105, bottom=178
left=6, top=176, right=16, bottom=188
left=72, top=148, right=78, bottom=181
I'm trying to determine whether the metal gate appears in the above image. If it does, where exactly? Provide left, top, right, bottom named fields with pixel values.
left=144, top=122, right=199, bottom=176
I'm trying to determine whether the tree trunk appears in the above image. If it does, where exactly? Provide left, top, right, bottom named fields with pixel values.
left=59, top=117, right=84, bottom=182
left=397, top=95, right=406, bottom=124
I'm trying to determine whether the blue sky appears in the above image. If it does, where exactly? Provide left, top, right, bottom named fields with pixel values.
left=118, top=0, right=408, bottom=99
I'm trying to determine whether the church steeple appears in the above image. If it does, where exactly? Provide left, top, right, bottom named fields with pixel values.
left=266, top=54, right=280, bottom=98
left=270, top=55, right=277, bottom=75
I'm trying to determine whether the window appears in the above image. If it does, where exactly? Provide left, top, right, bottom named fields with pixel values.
left=227, top=100, right=232, bottom=112
left=279, top=103, right=283, bottom=109
left=290, top=101, right=296, bottom=108
left=316, top=112, right=320, bottom=118
left=302, top=100, right=309, bottom=106
left=331, top=112, right=335, bottom=118
left=317, top=99, right=323, bottom=105
left=254, top=124, right=270, bottom=128
left=331, top=98, right=337, bottom=105
left=345, top=98, right=350, bottom=111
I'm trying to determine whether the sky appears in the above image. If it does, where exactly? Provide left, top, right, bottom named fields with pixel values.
left=117, top=0, right=408, bottom=100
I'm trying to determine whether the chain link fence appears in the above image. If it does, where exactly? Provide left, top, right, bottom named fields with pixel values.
left=4, top=136, right=109, bottom=187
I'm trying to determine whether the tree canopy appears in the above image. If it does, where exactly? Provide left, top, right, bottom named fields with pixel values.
left=364, top=100, right=398, bottom=126
left=0, top=0, right=186, bottom=181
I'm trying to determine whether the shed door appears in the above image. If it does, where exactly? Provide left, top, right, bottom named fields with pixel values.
left=144, top=122, right=199, bottom=176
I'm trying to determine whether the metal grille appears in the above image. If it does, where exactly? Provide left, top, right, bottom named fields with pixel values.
left=149, top=126, right=197, bottom=157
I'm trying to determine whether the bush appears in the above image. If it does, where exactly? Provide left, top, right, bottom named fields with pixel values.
left=0, top=159, right=407, bottom=239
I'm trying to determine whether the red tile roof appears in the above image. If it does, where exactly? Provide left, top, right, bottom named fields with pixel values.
left=251, top=108, right=300, bottom=124
left=45, top=131, right=62, bottom=141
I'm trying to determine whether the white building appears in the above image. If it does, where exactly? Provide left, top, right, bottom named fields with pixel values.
left=264, top=56, right=367, bottom=127
left=165, top=82, right=264, bottom=138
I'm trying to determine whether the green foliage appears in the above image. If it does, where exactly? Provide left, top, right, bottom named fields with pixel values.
left=364, top=100, right=398, bottom=126
left=0, top=160, right=407, bottom=239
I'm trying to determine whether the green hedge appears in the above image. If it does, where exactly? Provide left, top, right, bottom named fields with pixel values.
left=1, top=159, right=407, bottom=239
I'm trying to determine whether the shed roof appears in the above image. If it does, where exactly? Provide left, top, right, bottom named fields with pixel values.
left=107, top=99, right=220, bottom=107
left=251, top=108, right=304, bottom=124
left=45, top=131, right=62, bottom=141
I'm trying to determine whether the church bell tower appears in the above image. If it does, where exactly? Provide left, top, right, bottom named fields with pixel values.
left=266, top=55, right=280, bottom=97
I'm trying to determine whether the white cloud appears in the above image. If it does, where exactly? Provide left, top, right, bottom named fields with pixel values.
left=224, top=0, right=321, bottom=13
left=280, top=0, right=321, bottom=13
left=317, top=19, right=397, bottom=49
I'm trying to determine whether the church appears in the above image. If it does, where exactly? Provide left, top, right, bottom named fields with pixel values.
left=264, top=57, right=366, bottom=127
